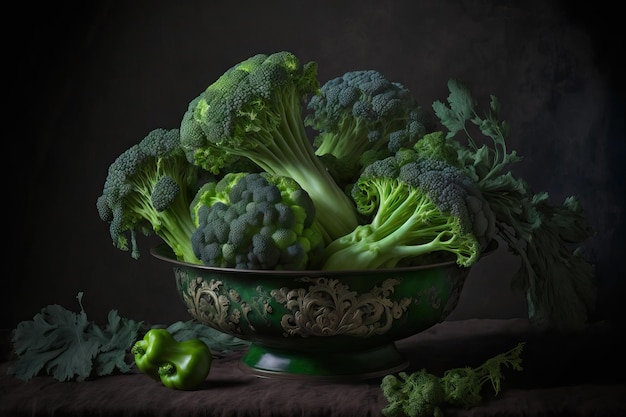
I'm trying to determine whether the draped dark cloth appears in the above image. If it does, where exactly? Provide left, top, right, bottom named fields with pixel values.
left=2, top=319, right=624, bottom=417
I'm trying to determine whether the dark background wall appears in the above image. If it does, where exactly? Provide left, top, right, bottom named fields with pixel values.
left=6, top=0, right=624, bottom=330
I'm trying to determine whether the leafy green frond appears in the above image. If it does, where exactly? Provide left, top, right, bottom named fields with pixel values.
left=432, top=79, right=596, bottom=332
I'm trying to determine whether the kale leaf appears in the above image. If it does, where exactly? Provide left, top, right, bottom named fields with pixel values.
left=7, top=292, right=143, bottom=382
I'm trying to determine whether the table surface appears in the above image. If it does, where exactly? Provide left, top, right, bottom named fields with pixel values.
left=1, top=318, right=625, bottom=417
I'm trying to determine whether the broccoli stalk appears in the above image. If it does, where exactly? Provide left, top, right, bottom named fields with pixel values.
left=431, top=79, right=596, bottom=332
left=321, top=155, right=495, bottom=270
left=179, top=51, right=358, bottom=242
left=96, top=128, right=200, bottom=263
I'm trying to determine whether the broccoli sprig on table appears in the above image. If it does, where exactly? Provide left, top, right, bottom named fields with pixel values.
left=380, top=342, right=525, bottom=417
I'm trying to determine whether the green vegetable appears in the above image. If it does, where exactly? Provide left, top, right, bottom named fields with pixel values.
left=7, top=292, right=143, bottom=382
left=131, top=328, right=212, bottom=391
left=94, top=51, right=597, bottom=332
left=381, top=369, right=446, bottom=417
left=321, top=152, right=495, bottom=270
left=431, top=79, right=596, bottom=332
left=412, top=131, right=459, bottom=167
left=305, top=69, right=426, bottom=185
left=380, top=342, right=525, bottom=417
left=190, top=172, right=325, bottom=269
left=179, top=51, right=359, bottom=241
left=96, top=127, right=200, bottom=263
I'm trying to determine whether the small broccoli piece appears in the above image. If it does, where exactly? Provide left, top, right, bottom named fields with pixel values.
left=381, top=343, right=525, bottom=417
left=96, top=128, right=200, bottom=263
left=180, top=51, right=358, bottom=242
left=191, top=172, right=325, bottom=270
left=381, top=371, right=446, bottom=417
left=413, top=131, right=460, bottom=167
left=151, top=176, right=180, bottom=212
left=321, top=152, right=495, bottom=270
left=305, top=70, right=427, bottom=185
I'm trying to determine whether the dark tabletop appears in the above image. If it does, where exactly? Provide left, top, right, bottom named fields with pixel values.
left=1, top=318, right=625, bottom=417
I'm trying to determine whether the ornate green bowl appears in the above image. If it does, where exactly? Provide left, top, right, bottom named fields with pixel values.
left=151, top=243, right=494, bottom=380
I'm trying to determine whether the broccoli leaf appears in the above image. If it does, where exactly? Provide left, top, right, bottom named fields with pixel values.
left=433, top=79, right=596, bottom=332
left=432, top=79, right=475, bottom=138
left=165, top=320, right=249, bottom=357
left=92, top=309, right=144, bottom=375
left=9, top=302, right=98, bottom=381
left=7, top=292, right=143, bottom=382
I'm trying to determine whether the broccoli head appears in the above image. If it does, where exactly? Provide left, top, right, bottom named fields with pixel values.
left=96, top=128, right=200, bottom=263
left=179, top=51, right=359, bottom=241
left=381, top=371, right=446, bottom=417
left=321, top=150, right=496, bottom=270
left=305, top=69, right=427, bottom=184
left=191, top=172, right=326, bottom=270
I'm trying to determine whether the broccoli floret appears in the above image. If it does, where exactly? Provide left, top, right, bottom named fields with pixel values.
left=413, top=131, right=461, bottom=167
left=179, top=51, right=358, bottom=242
left=305, top=69, right=427, bottom=185
left=321, top=152, right=496, bottom=270
left=151, top=176, right=180, bottom=212
left=381, top=371, right=446, bottom=417
left=190, top=172, right=249, bottom=227
left=191, top=172, right=325, bottom=270
left=96, top=128, right=200, bottom=263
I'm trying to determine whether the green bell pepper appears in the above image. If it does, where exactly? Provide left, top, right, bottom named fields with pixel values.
left=131, top=328, right=212, bottom=390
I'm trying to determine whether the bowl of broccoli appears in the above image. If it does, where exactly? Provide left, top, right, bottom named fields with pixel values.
left=97, top=51, right=596, bottom=379
left=151, top=241, right=496, bottom=380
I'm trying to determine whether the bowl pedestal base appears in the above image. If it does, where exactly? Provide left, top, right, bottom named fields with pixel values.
left=238, top=342, right=409, bottom=381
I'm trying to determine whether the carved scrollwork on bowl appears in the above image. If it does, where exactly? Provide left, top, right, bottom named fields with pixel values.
left=175, top=268, right=254, bottom=334
left=271, top=277, right=412, bottom=337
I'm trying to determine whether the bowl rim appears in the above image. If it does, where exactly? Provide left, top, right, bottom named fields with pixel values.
left=150, top=240, right=498, bottom=277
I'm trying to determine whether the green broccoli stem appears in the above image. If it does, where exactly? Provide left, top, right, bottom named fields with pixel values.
left=130, top=182, right=199, bottom=264
left=154, top=207, right=199, bottom=264
left=314, top=117, right=372, bottom=159
left=238, top=92, right=359, bottom=241
left=441, top=342, right=525, bottom=408
left=324, top=232, right=441, bottom=270
left=322, top=194, right=467, bottom=270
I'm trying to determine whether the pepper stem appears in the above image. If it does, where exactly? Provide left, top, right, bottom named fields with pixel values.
left=131, top=344, right=146, bottom=355
left=158, top=363, right=176, bottom=376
